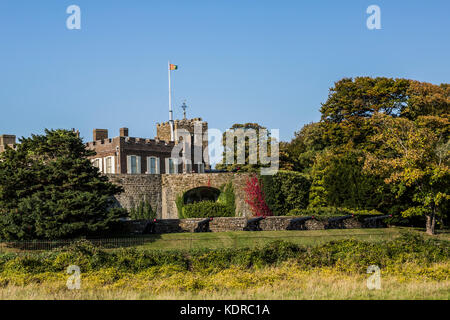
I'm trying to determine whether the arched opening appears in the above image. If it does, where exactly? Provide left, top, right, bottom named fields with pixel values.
left=183, top=187, right=221, bottom=204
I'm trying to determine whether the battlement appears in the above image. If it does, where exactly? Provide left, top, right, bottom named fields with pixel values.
left=156, top=118, right=204, bottom=127
left=85, top=136, right=174, bottom=148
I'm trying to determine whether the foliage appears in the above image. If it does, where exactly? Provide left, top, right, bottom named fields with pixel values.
left=129, top=200, right=156, bottom=220
left=181, top=201, right=234, bottom=218
left=308, top=149, right=389, bottom=210
left=175, top=194, right=185, bottom=218
left=364, top=114, right=450, bottom=234
left=280, top=122, right=327, bottom=173
left=244, top=175, right=272, bottom=217
left=176, top=183, right=236, bottom=218
left=217, top=183, right=236, bottom=216
left=0, top=234, right=447, bottom=276
left=0, top=129, right=127, bottom=240
left=215, top=123, right=275, bottom=172
left=286, top=207, right=382, bottom=221
left=261, top=170, right=311, bottom=215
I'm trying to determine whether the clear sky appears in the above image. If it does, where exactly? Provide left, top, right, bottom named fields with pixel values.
left=0, top=0, right=449, bottom=143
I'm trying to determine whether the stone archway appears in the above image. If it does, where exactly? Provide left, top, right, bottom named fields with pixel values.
left=161, top=173, right=252, bottom=219
left=183, top=187, right=221, bottom=204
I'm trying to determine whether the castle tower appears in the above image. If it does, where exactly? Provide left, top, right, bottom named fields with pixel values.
left=156, top=117, right=210, bottom=171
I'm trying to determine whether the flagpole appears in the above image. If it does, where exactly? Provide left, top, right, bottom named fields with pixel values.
left=168, top=61, right=174, bottom=141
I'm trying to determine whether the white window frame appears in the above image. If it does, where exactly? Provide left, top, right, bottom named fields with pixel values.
left=92, top=158, right=103, bottom=172
left=105, top=156, right=115, bottom=174
left=127, top=155, right=141, bottom=174
left=165, top=158, right=178, bottom=174
left=146, top=156, right=160, bottom=174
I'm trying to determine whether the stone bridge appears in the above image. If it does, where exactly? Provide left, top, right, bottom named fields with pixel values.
left=107, top=173, right=252, bottom=219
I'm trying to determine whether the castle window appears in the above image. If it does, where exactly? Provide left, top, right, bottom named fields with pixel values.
left=127, top=155, right=141, bottom=174
left=184, top=159, right=192, bottom=173
left=147, top=157, right=159, bottom=174
left=105, top=156, right=115, bottom=174
left=92, top=158, right=103, bottom=172
left=197, top=163, right=205, bottom=173
left=166, top=158, right=178, bottom=174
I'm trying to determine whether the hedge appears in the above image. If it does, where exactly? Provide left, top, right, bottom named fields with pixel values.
left=182, top=201, right=234, bottom=219
left=261, top=170, right=311, bottom=216
left=287, top=207, right=383, bottom=221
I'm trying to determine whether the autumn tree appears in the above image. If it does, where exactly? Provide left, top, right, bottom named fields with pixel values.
left=364, top=114, right=449, bottom=235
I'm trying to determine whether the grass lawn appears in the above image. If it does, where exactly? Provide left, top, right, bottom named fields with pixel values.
left=132, top=227, right=449, bottom=251
left=1, top=227, right=448, bottom=253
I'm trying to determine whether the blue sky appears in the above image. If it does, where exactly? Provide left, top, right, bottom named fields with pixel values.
left=0, top=0, right=449, bottom=143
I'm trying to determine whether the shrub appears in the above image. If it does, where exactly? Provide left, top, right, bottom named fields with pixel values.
left=287, top=207, right=382, bottom=219
left=182, top=201, right=233, bottom=218
left=261, top=170, right=312, bottom=215
left=129, top=200, right=156, bottom=220
left=177, top=183, right=237, bottom=218
left=217, top=183, right=236, bottom=215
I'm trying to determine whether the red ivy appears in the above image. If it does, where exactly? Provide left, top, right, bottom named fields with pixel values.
left=244, top=175, right=272, bottom=217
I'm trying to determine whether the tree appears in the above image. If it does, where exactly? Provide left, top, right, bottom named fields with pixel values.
left=308, top=149, right=389, bottom=210
left=0, top=129, right=127, bottom=240
left=216, top=123, right=274, bottom=172
left=364, top=114, right=450, bottom=235
left=319, top=77, right=448, bottom=150
left=320, top=77, right=410, bottom=148
left=280, top=122, right=326, bottom=173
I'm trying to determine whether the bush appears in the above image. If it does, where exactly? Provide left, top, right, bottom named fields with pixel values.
left=217, top=183, right=236, bottom=215
left=177, top=183, right=237, bottom=218
left=129, top=201, right=156, bottom=220
left=0, top=235, right=448, bottom=276
left=182, top=201, right=234, bottom=218
left=261, top=170, right=312, bottom=215
left=287, top=207, right=382, bottom=221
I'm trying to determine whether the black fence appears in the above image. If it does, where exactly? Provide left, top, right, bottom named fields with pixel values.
left=0, top=230, right=399, bottom=253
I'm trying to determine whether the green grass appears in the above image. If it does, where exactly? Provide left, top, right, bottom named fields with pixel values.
left=0, top=227, right=448, bottom=253
left=134, top=227, right=449, bottom=251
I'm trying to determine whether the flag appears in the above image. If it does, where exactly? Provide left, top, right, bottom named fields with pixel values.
left=169, top=64, right=178, bottom=70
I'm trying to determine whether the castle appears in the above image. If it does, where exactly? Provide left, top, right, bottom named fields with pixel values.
left=86, top=117, right=210, bottom=175
left=0, top=118, right=252, bottom=219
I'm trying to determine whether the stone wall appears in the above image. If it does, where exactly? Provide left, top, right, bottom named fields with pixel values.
left=107, top=173, right=252, bottom=219
left=161, top=173, right=252, bottom=219
left=123, top=216, right=374, bottom=235
left=107, top=174, right=163, bottom=217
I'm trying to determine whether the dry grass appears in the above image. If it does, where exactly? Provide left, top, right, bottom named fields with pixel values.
left=1, top=264, right=448, bottom=300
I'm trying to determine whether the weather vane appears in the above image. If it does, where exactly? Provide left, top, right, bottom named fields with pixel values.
left=181, top=100, right=188, bottom=120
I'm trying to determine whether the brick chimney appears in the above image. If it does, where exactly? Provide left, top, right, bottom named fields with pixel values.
left=0, top=135, right=16, bottom=146
left=93, top=129, right=108, bottom=141
left=120, top=128, right=129, bottom=137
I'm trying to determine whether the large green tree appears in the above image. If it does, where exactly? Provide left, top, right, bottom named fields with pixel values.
left=0, top=129, right=126, bottom=240
left=364, top=114, right=449, bottom=235
left=319, top=77, right=448, bottom=149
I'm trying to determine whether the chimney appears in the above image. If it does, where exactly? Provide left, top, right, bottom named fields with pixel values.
left=0, top=134, right=16, bottom=146
left=120, top=128, right=129, bottom=137
left=93, top=129, right=108, bottom=141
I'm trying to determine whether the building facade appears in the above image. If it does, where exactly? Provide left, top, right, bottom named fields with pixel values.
left=86, top=118, right=210, bottom=175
